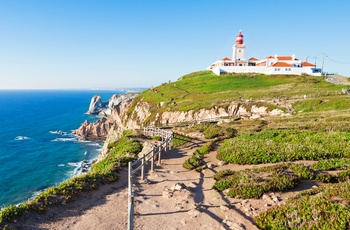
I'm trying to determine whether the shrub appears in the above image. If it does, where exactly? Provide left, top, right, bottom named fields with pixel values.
left=225, top=127, right=238, bottom=138
left=183, top=141, right=214, bottom=170
left=183, top=156, right=201, bottom=169
left=255, top=182, right=350, bottom=229
left=213, top=165, right=300, bottom=199
left=337, top=170, right=350, bottom=182
left=203, top=124, right=222, bottom=139
left=311, top=158, right=350, bottom=171
left=289, top=164, right=315, bottom=180
left=122, top=129, right=139, bottom=137
left=172, top=134, right=190, bottom=148
left=217, top=130, right=350, bottom=164
left=315, top=173, right=337, bottom=183
left=214, top=169, right=235, bottom=181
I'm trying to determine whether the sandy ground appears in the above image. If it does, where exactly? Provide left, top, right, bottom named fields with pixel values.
left=7, top=138, right=320, bottom=230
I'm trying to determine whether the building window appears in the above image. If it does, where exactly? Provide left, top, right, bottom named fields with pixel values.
left=239, top=50, right=241, bottom=52
left=275, top=68, right=281, bottom=71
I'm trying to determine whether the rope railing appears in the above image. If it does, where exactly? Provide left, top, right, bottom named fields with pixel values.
left=127, top=128, right=173, bottom=230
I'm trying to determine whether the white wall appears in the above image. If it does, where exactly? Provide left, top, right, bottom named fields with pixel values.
left=212, top=66, right=322, bottom=76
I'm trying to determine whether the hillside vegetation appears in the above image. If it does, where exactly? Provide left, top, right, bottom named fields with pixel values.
left=148, top=71, right=350, bottom=229
left=129, top=70, right=348, bottom=113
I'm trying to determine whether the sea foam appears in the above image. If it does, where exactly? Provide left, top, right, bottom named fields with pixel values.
left=15, top=136, right=30, bottom=141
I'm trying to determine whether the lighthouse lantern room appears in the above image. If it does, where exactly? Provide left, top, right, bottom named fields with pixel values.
left=232, top=31, right=247, bottom=66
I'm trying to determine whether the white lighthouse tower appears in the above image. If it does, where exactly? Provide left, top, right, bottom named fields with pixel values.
left=232, top=31, right=247, bottom=66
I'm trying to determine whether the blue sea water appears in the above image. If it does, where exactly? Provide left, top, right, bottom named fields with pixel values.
left=0, top=90, right=123, bottom=208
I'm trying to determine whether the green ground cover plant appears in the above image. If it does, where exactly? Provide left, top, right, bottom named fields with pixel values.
left=213, top=162, right=350, bottom=201
left=0, top=135, right=142, bottom=225
left=217, top=129, right=350, bottom=164
left=172, top=134, right=190, bottom=148
left=255, top=182, right=350, bottom=229
left=311, top=158, right=350, bottom=171
left=213, top=164, right=300, bottom=199
left=183, top=141, right=215, bottom=170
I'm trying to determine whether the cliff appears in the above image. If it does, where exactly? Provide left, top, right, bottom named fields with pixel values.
left=74, top=70, right=347, bottom=159
left=74, top=95, right=289, bottom=158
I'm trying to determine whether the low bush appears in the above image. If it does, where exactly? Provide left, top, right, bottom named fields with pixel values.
left=213, top=169, right=235, bottom=181
left=315, top=173, right=337, bottom=183
left=203, top=124, right=222, bottom=139
left=213, top=164, right=300, bottom=199
left=289, top=163, right=315, bottom=180
left=183, top=141, right=215, bottom=170
left=122, top=129, right=139, bottom=137
left=172, top=134, right=190, bottom=148
left=255, top=182, right=350, bottom=229
left=311, top=158, right=350, bottom=171
left=217, top=130, right=350, bottom=164
left=337, top=170, right=350, bottom=182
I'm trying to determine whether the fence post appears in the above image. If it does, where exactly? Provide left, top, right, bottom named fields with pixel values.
left=141, top=153, right=145, bottom=181
left=158, top=145, right=162, bottom=165
left=169, top=134, right=173, bottom=150
left=128, top=162, right=134, bottom=230
left=151, top=147, right=155, bottom=171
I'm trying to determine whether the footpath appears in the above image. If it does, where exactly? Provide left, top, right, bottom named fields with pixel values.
left=10, top=138, right=258, bottom=230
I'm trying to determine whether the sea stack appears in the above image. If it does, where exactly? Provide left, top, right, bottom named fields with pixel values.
left=87, top=95, right=107, bottom=115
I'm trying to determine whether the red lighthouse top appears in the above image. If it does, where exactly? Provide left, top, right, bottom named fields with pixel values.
left=236, top=31, right=244, bottom=44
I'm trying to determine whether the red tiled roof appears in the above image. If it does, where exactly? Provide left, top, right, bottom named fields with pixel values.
left=249, top=57, right=259, bottom=61
left=272, top=62, right=293, bottom=67
left=302, top=61, right=316, bottom=67
left=222, top=57, right=231, bottom=61
left=265, top=56, right=299, bottom=61
left=277, top=56, right=293, bottom=61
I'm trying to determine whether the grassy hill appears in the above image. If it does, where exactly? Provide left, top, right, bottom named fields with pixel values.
left=130, top=70, right=349, bottom=113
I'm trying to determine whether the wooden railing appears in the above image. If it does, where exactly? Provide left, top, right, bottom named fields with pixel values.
left=127, top=128, right=173, bottom=230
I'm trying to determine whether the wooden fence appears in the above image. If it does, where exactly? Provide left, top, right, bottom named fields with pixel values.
left=127, top=128, right=173, bottom=230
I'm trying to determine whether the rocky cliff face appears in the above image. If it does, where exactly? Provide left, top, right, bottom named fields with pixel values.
left=126, top=101, right=286, bottom=127
left=75, top=93, right=290, bottom=159
left=72, top=118, right=114, bottom=140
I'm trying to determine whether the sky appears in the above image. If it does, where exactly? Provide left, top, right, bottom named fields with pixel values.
left=0, top=0, right=350, bottom=89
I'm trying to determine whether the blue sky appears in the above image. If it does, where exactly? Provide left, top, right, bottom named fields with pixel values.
left=0, top=0, right=349, bottom=89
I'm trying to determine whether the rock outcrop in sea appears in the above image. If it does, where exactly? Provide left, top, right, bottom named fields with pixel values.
left=73, top=92, right=139, bottom=141
left=87, top=95, right=107, bottom=115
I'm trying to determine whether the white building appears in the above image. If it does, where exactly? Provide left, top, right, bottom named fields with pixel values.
left=208, top=32, right=322, bottom=76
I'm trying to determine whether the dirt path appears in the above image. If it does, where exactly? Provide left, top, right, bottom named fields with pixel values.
left=9, top=139, right=260, bottom=230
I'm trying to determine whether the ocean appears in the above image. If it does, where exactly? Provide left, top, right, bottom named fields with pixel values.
left=0, top=90, right=123, bottom=208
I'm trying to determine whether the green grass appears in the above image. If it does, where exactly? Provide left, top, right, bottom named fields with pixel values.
left=217, top=129, right=350, bottom=164
left=0, top=135, right=142, bottom=226
left=293, top=96, right=350, bottom=112
left=127, top=71, right=345, bottom=122
left=172, top=134, right=190, bottom=148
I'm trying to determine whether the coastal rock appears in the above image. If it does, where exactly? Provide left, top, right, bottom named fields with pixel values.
left=87, top=95, right=107, bottom=115
left=98, top=93, right=139, bottom=117
left=72, top=118, right=114, bottom=140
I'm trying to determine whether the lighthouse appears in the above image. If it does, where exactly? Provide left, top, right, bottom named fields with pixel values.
left=232, top=31, right=247, bottom=65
